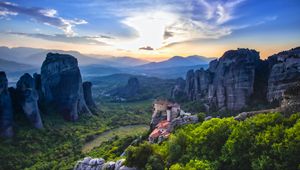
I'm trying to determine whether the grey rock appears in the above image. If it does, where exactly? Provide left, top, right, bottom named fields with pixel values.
left=171, top=77, right=186, bottom=101
left=16, top=73, right=43, bottom=129
left=280, top=82, right=300, bottom=115
left=41, top=53, right=91, bottom=121
left=33, top=73, right=44, bottom=103
left=182, top=48, right=260, bottom=112
left=0, top=71, right=13, bottom=137
left=267, top=47, right=300, bottom=102
left=112, top=77, right=140, bottom=99
left=114, top=159, right=125, bottom=170
left=185, top=70, right=195, bottom=100
left=119, top=166, right=137, bottom=170
left=204, top=116, right=212, bottom=121
left=101, top=161, right=115, bottom=170
left=83, top=81, right=97, bottom=113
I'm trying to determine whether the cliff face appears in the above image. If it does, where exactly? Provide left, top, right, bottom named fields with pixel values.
left=176, top=47, right=300, bottom=112
left=0, top=71, right=13, bottom=137
left=16, top=73, right=43, bottom=129
left=41, top=53, right=91, bottom=121
left=267, top=47, right=300, bottom=102
left=182, top=48, right=260, bottom=111
left=110, top=77, right=140, bottom=100
left=82, top=81, right=97, bottom=113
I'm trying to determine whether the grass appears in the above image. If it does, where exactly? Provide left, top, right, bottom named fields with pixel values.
left=82, top=124, right=149, bottom=153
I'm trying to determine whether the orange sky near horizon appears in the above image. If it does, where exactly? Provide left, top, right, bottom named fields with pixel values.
left=0, top=34, right=299, bottom=62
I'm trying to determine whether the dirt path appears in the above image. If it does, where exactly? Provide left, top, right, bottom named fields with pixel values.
left=81, top=124, right=149, bottom=153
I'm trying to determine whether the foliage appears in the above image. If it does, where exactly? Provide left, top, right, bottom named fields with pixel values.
left=0, top=101, right=152, bottom=170
left=125, top=142, right=154, bottom=169
left=181, top=101, right=206, bottom=113
left=125, top=112, right=300, bottom=169
left=197, top=112, right=206, bottom=122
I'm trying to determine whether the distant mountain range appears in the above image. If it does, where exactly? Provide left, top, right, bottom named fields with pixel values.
left=0, top=46, right=214, bottom=80
left=137, top=55, right=215, bottom=69
left=0, top=46, right=149, bottom=67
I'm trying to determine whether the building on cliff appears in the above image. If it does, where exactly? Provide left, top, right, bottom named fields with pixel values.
left=149, top=100, right=198, bottom=143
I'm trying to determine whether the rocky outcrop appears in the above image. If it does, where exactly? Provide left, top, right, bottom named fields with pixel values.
left=74, top=157, right=136, bottom=170
left=110, top=77, right=140, bottom=101
left=280, top=82, right=300, bottom=115
left=16, top=73, right=43, bottom=129
left=41, top=53, right=91, bottom=121
left=267, top=47, right=300, bottom=102
left=170, top=77, right=186, bottom=101
left=177, top=47, right=300, bottom=112
left=83, top=81, right=97, bottom=113
left=183, top=48, right=260, bottom=112
left=120, top=77, right=140, bottom=98
left=0, top=71, right=13, bottom=137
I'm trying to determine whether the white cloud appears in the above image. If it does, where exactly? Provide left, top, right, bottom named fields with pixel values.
left=0, top=2, right=87, bottom=36
left=111, top=0, right=245, bottom=50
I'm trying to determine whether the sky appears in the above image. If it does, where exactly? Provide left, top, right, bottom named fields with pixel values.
left=0, top=0, right=299, bottom=61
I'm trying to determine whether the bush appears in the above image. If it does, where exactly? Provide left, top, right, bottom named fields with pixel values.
left=197, top=112, right=206, bottom=122
left=125, top=142, right=153, bottom=169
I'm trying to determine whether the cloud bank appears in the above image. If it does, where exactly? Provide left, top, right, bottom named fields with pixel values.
left=0, top=1, right=87, bottom=36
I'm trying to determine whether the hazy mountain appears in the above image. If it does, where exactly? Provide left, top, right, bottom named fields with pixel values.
left=128, top=64, right=209, bottom=79
left=138, top=55, right=215, bottom=69
left=81, top=64, right=122, bottom=78
left=0, top=58, right=37, bottom=73
left=0, top=46, right=149, bottom=67
left=104, top=56, right=149, bottom=67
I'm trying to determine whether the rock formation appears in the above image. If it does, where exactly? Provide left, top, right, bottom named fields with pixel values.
left=267, top=47, right=300, bottom=102
left=82, top=81, right=97, bottom=113
left=41, top=53, right=91, bottom=121
left=176, top=47, right=300, bottom=112
left=110, top=77, right=140, bottom=101
left=181, top=48, right=260, bottom=112
left=280, top=82, right=300, bottom=115
left=170, top=78, right=186, bottom=101
left=74, top=157, right=136, bottom=170
left=16, top=73, right=43, bottom=129
left=0, top=71, right=13, bottom=137
left=121, top=77, right=140, bottom=97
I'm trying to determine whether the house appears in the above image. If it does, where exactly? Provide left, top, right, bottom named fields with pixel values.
left=149, top=100, right=199, bottom=143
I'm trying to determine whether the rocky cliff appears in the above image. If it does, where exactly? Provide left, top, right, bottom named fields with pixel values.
left=83, top=81, right=97, bottom=113
left=16, top=73, right=43, bottom=129
left=41, top=53, right=91, bottom=121
left=110, top=77, right=140, bottom=100
left=1, top=52, right=98, bottom=137
left=174, top=47, right=300, bottom=112
left=0, top=71, right=13, bottom=137
left=267, top=47, right=300, bottom=102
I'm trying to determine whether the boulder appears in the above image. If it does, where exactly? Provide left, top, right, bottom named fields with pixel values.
left=16, top=73, right=43, bottom=129
left=119, top=166, right=137, bottom=170
left=0, top=71, right=13, bottom=137
left=115, top=159, right=125, bottom=170
left=41, top=53, right=91, bottom=121
left=83, top=81, right=97, bottom=113
left=102, top=161, right=115, bottom=170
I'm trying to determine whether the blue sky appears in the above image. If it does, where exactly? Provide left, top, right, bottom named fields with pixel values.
left=0, top=0, right=299, bottom=60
